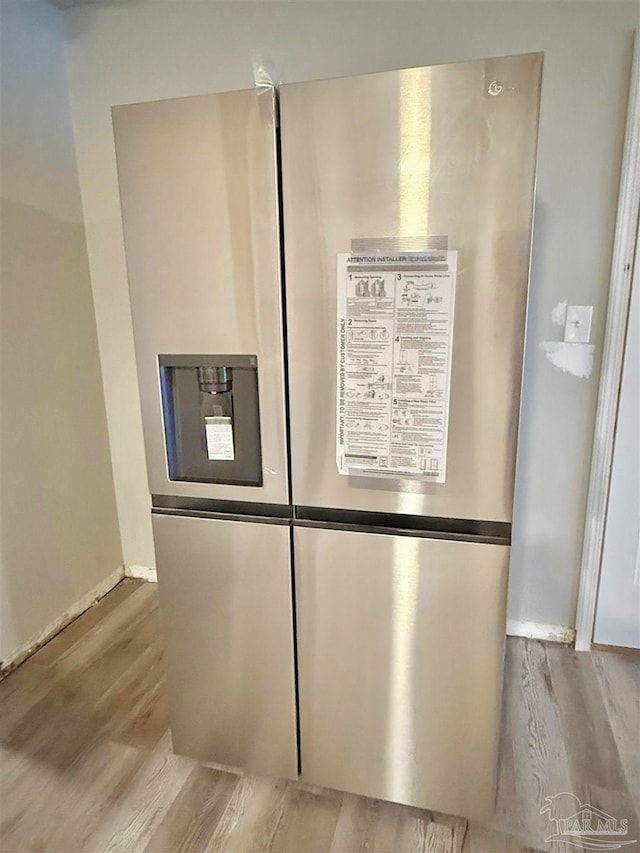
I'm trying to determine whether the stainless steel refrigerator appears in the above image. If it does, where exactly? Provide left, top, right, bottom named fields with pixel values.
left=113, top=52, right=542, bottom=819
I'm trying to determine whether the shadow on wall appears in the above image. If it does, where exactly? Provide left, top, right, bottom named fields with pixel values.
left=0, top=197, right=122, bottom=665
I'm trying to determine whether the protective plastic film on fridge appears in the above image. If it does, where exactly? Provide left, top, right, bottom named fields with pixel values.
left=113, top=52, right=542, bottom=820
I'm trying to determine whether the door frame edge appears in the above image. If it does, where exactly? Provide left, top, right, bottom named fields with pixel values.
left=575, top=29, right=640, bottom=652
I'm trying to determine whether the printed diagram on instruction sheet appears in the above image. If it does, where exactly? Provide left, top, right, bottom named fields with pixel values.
left=205, top=417, right=235, bottom=461
left=337, top=248, right=457, bottom=482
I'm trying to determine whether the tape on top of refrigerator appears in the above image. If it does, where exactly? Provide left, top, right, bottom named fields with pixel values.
left=251, top=50, right=280, bottom=90
left=336, top=236, right=458, bottom=485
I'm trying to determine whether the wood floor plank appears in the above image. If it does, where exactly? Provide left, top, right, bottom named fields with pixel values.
left=96, top=642, right=165, bottom=729
left=111, top=667, right=170, bottom=750
left=30, top=579, right=143, bottom=668
left=546, top=642, right=640, bottom=846
left=494, top=643, right=528, bottom=850
left=0, top=659, right=56, bottom=737
left=4, top=738, right=146, bottom=853
left=546, top=643, right=627, bottom=788
left=371, top=801, right=432, bottom=853
left=1, top=581, right=638, bottom=853
left=431, top=812, right=467, bottom=853
left=205, top=775, right=289, bottom=852
left=462, top=821, right=541, bottom=853
left=57, top=612, right=160, bottom=717
left=8, top=609, right=165, bottom=763
left=329, top=791, right=382, bottom=852
left=50, top=744, right=150, bottom=853
left=590, top=648, right=640, bottom=817
left=49, top=581, right=158, bottom=679
left=0, top=742, right=60, bottom=836
left=2, top=686, right=109, bottom=774
left=0, top=586, right=155, bottom=746
left=494, top=699, right=518, bottom=833
left=425, top=821, right=453, bottom=853
left=503, top=639, right=573, bottom=850
left=269, top=783, right=343, bottom=853
left=367, top=800, right=418, bottom=852
left=143, top=764, right=240, bottom=853
left=1, top=700, right=133, bottom=851
left=79, top=733, right=196, bottom=853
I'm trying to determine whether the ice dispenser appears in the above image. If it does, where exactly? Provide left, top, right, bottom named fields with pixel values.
left=159, top=354, right=262, bottom=486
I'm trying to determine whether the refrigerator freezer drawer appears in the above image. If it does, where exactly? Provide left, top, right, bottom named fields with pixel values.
left=294, top=526, right=509, bottom=819
left=152, top=513, right=298, bottom=779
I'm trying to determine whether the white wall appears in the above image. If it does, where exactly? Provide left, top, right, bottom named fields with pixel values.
left=63, top=0, right=636, bottom=630
left=0, top=0, right=122, bottom=665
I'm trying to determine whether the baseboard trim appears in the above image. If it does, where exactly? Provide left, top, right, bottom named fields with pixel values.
left=507, top=620, right=576, bottom=644
left=125, top=564, right=157, bottom=583
left=0, top=565, right=125, bottom=678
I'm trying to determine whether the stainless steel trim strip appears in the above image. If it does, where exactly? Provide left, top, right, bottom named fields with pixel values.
left=294, top=505, right=511, bottom=543
left=151, top=507, right=290, bottom=526
left=151, top=497, right=510, bottom=542
left=152, top=494, right=293, bottom=518
left=292, top=518, right=509, bottom=546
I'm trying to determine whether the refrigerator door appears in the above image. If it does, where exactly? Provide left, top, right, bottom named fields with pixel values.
left=152, top=513, right=298, bottom=779
left=280, top=54, right=542, bottom=521
left=113, top=88, right=288, bottom=504
left=294, top=525, right=509, bottom=819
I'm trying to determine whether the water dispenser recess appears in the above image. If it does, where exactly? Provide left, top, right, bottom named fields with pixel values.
left=159, top=354, right=262, bottom=486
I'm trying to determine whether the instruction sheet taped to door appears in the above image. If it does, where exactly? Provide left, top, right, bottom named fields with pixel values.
left=337, top=250, right=457, bottom=482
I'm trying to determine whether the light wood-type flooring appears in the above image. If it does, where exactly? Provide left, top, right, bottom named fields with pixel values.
left=0, top=580, right=638, bottom=853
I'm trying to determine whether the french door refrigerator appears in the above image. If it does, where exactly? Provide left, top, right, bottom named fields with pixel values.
left=113, top=52, right=542, bottom=820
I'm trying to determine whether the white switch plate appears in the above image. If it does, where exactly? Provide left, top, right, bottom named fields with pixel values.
left=564, top=305, right=593, bottom=343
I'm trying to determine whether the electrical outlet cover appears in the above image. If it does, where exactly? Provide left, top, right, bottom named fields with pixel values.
left=564, top=305, right=593, bottom=344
